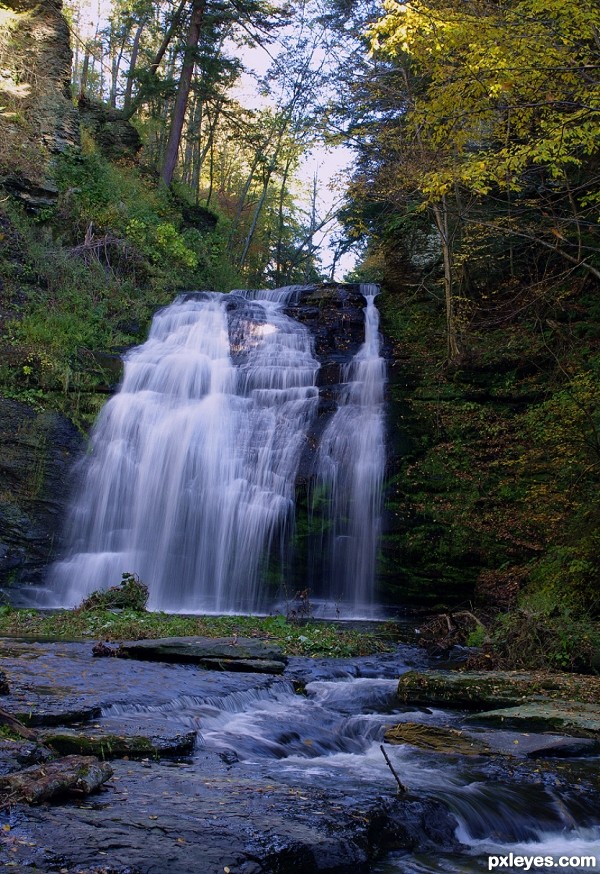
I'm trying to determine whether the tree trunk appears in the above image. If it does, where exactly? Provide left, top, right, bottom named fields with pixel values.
left=432, top=198, right=461, bottom=362
left=274, top=156, right=294, bottom=285
left=161, top=0, right=207, bottom=187
left=123, top=0, right=187, bottom=119
left=123, top=18, right=146, bottom=112
left=79, top=44, right=91, bottom=97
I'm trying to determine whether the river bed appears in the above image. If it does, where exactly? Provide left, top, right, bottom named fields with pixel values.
left=1, top=638, right=598, bottom=873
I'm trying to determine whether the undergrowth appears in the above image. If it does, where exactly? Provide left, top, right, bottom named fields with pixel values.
left=0, top=605, right=393, bottom=658
left=0, top=136, right=242, bottom=428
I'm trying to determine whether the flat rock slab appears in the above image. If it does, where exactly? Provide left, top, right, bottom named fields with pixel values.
left=384, top=722, right=597, bottom=760
left=467, top=702, right=600, bottom=740
left=119, top=636, right=287, bottom=673
left=1, top=755, right=459, bottom=874
left=396, top=670, right=600, bottom=710
left=384, top=722, right=492, bottom=756
left=0, top=754, right=113, bottom=804
left=40, top=729, right=197, bottom=760
left=0, top=640, right=287, bottom=733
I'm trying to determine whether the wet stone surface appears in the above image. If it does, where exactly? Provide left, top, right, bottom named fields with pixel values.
left=119, top=636, right=287, bottom=674
left=3, top=754, right=460, bottom=874
left=1, top=640, right=599, bottom=873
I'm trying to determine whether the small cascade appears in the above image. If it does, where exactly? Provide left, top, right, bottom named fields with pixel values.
left=313, top=283, right=386, bottom=613
left=47, top=284, right=386, bottom=614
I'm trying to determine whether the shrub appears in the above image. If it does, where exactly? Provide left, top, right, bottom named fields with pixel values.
left=77, top=572, right=149, bottom=612
left=492, top=606, right=600, bottom=673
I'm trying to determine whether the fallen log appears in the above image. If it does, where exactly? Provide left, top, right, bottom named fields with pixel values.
left=0, top=755, right=113, bottom=805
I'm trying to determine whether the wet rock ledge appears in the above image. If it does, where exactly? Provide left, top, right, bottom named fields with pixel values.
left=0, top=639, right=461, bottom=874
left=119, top=635, right=288, bottom=674
left=396, top=670, right=600, bottom=741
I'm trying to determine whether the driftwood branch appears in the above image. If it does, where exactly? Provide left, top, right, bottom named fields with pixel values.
left=380, top=744, right=408, bottom=794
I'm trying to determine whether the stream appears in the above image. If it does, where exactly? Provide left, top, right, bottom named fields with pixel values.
left=2, top=637, right=598, bottom=872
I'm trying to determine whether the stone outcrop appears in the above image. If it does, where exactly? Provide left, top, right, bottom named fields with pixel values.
left=40, top=729, right=198, bottom=760
left=78, top=95, right=142, bottom=160
left=0, top=0, right=79, bottom=209
left=0, top=397, right=84, bottom=590
left=395, top=669, right=592, bottom=709
left=119, top=636, right=288, bottom=674
left=395, top=669, right=600, bottom=744
left=467, top=702, right=600, bottom=740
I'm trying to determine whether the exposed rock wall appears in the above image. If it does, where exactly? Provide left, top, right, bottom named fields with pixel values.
left=0, top=398, right=84, bottom=591
left=0, top=0, right=79, bottom=207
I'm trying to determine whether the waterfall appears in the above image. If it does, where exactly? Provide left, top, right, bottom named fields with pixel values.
left=47, top=284, right=385, bottom=615
left=313, top=284, right=386, bottom=613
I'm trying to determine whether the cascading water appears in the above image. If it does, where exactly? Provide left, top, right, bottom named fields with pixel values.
left=313, top=283, right=386, bottom=613
left=47, top=284, right=386, bottom=614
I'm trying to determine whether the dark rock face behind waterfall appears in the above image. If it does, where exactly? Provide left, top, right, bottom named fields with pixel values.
left=0, top=398, right=84, bottom=590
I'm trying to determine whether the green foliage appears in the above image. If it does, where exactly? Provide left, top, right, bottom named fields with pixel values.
left=0, top=607, right=390, bottom=658
left=0, top=133, right=241, bottom=425
left=466, top=625, right=486, bottom=648
left=492, top=605, right=600, bottom=674
left=77, top=572, right=149, bottom=612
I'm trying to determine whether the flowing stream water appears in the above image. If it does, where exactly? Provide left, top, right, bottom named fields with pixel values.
left=47, top=284, right=386, bottom=615
left=92, top=644, right=598, bottom=873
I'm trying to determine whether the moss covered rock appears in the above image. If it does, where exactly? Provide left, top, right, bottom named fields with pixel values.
left=467, top=702, right=600, bottom=740
left=0, top=398, right=84, bottom=589
left=396, top=670, right=600, bottom=710
left=41, top=729, right=197, bottom=760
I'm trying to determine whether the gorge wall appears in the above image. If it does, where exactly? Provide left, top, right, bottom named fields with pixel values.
left=0, top=0, right=79, bottom=208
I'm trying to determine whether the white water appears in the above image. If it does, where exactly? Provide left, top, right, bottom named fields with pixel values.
left=101, top=666, right=600, bottom=873
left=47, top=284, right=386, bottom=613
left=314, top=283, right=386, bottom=613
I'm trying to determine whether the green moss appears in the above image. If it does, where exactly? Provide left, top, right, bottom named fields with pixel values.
left=44, top=732, right=157, bottom=760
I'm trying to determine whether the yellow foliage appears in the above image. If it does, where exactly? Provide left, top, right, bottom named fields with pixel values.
left=368, top=0, right=600, bottom=201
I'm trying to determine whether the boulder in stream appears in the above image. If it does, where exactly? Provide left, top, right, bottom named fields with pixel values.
left=396, top=669, right=600, bottom=710
left=41, top=728, right=197, bottom=759
left=384, top=722, right=492, bottom=756
left=467, top=702, right=600, bottom=740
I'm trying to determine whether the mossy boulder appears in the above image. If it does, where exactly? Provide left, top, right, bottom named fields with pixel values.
left=396, top=670, right=600, bottom=710
left=384, top=722, right=492, bottom=756
left=41, top=729, right=197, bottom=760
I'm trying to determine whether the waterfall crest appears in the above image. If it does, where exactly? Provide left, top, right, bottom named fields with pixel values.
left=47, top=285, right=385, bottom=615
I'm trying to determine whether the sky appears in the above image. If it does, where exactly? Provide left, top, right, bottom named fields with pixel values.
left=233, top=34, right=359, bottom=280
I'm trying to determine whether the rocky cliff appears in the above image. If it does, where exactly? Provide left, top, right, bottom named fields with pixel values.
left=0, top=398, right=83, bottom=593
left=0, top=0, right=79, bottom=208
